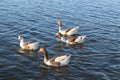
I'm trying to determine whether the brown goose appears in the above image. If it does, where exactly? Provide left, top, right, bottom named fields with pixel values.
left=18, top=35, right=39, bottom=50
left=55, top=32, right=86, bottom=45
left=56, top=20, right=79, bottom=36
left=38, top=47, right=71, bottom=67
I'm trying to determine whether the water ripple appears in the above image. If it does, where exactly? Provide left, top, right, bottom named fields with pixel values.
left=0, top=0, right=120, bottom=80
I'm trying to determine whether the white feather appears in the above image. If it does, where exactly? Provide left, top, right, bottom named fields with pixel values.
left=59, top=54, right=71, bottom=66
left=28, top=42, right=39, bottom=50
left=66, top=26, right=80, bottom=35
left=54, top=55, right=68, bottom=62
left=59, top=26, right=80, bottom=36
left=75, top=35, right=86, bottom=43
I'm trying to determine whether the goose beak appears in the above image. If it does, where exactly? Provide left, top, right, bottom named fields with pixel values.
left=38, top=47, right=45, bottom=53
left=55, top=32, right=60, bottom=37
left=38, top=49, right=42, bottom=53
left=54, top=33, right=57, bottom=37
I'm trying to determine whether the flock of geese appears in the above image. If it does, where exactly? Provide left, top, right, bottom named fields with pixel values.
left=18, top=20, right=86, bottom=67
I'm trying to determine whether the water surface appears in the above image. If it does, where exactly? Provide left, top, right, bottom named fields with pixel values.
left=0, top=0, right=120, bottom=80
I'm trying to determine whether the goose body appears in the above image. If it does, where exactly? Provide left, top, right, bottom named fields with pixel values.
left=38, top=47, right=71, bottom=67
left=57, top=20, right=79, bottom=36
left=55, top=32, right=86, bottom=45
left=18, top=35, right=39, bottom=50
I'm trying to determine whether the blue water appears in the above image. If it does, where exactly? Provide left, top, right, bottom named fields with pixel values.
left=0, top=0, right=120, bottom=80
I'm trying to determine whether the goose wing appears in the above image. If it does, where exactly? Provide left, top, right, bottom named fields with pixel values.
left=24, top=41, right=34, bottom=46
left=22, top=41, right=34, bottom=49
left=67, top=36, right=78, bottom=42
left=66, top=26, right=79, bottom=35
left=49, top=54, right=68, bottom=62
left=75, top=36, right=86, bottom=43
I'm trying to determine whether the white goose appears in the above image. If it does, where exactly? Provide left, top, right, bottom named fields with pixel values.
left=55, top=32, right=86, bottom=45
left=18, top=35, right=39, bottom=50
left=56, top=20, right=80, bottom=36
left=38, top=47, right=71, bottom=67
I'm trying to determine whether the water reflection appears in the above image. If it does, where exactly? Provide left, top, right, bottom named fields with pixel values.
left=39, top=65, right=69, bottom=78
left=18, top=48, right=37, bottom=55
left=67, top=43, right=84, bottom=48
left=54, top=42, right=65, bottom=50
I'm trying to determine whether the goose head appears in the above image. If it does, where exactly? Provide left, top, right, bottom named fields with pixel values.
left=55, top=32, right=66, bottom=43
left=55, top=32, right=63, bottom=39
left=56, top=20, right=62, bottom=27
left=38, top=47, right=49, bottom=62
left=38, top=47, right=46, bottom=53
left=18, top=35, right=23, bottom=41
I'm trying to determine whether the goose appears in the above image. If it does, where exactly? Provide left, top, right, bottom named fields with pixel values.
left=55, top=32, right=86, bottom=45
left=38, top=47, right=71, bottom=67
left=56, top=20, right=80, bottom=36
left=18, top=35, right=39, bottom=50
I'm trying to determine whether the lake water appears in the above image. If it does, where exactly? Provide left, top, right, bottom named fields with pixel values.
left=0, top=0, right=120, bottom=80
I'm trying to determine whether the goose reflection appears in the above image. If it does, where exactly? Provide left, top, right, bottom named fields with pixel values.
left=54, top=42, right=65, bottom=50
left=18, top=48, right=37, bottom=55
left=39, top=64, right=69, bottom=78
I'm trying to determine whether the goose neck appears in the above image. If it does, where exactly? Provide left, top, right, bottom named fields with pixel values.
left=20, top=38, right=24, bottom=44
left=43, top=50, right=49, bottom=62
left=59, top=26, right=62, bottom=32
